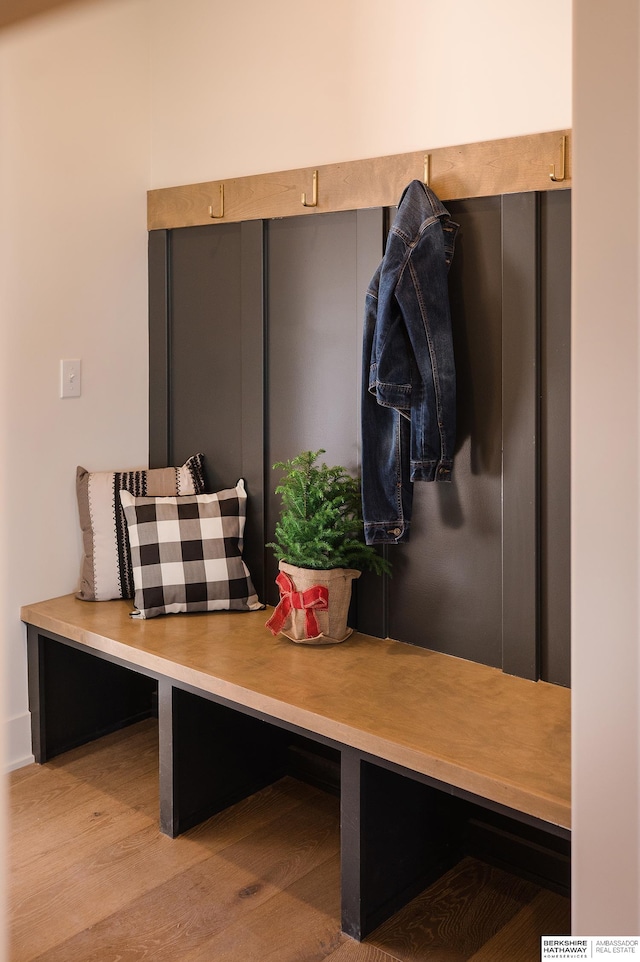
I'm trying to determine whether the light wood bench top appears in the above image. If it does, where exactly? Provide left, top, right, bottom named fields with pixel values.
left=21, top=593, right=571, bottom=832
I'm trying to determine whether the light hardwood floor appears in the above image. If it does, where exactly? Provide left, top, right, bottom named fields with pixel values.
left=9, top=720, right=570, bottom=961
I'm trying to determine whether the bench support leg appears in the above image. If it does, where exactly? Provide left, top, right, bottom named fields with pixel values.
left=158, top=681, right=289, bottom=838
left=341, top=750, right=464, bottom=940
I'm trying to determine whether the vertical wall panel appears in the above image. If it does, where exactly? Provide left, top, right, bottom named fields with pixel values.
left=501, top=192, right=540, bottom=680
left=387, top=197, right=504, bottom=668
left=239, top=222, right=267, bottom=599
left=265, top=210, right=383, bottom=605
left=266, top=212, right=360, bottom=469
left=148, top=229, right=170, bottom=468
left=168, top=223, right=243, bottom=486
left=151, top=220, right=266, bottom=598
left=540, top=190, right=571, bottom=686
left=354, top=209, right=388, bottom=637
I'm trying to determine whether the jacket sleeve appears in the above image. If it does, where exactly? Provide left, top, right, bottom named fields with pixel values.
left=367, top=234, right=414, bottom=416
left=395, top=217, right=458, bottom=482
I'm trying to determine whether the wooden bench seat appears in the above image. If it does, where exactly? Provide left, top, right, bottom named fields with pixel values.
left=21, top=593, right=571, bottom=940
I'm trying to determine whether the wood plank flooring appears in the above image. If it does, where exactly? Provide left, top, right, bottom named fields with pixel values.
left=8, top=720, right=570, bottom=962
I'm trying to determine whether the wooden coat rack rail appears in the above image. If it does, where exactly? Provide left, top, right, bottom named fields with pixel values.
left=147, top=129, right=571, bottom=231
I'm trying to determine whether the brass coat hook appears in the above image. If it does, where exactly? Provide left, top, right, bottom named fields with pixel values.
left=209, top=184, right=224, bottom=218
left=424, top=154, right=431, bottom=188
left=549, top=136, right=567, bottom=183
left=301, top=170, right=318, bottom=207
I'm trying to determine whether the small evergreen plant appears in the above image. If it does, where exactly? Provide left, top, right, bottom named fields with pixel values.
left=267, top=450, right=391, bottom=575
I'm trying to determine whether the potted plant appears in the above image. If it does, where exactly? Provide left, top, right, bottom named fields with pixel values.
left=265, top=450, right=390, bottom=645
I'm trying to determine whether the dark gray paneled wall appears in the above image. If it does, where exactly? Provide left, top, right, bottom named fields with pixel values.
left=265, top=209, right=384, bottom=603
left=389, top=196, right=505, bottom=669
left=171, top=224, right=244, bottom=481
left=267, top=212, right=360, bottom=469
left=148, top=190, right=571, bottom=685
left=148, top=221, right=266, bottom=599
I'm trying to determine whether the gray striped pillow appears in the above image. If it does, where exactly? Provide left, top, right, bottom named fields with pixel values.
left=76, top=454, right=205, bottom=601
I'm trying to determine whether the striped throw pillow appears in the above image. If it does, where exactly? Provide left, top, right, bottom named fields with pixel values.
left=76, top=454, right=205, bottom=601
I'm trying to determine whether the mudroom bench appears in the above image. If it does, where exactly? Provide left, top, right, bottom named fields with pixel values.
left=21, top=593, right=571, bottom=941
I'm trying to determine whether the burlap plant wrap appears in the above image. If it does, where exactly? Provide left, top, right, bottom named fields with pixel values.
left=266, top=560, right=361, bottom=645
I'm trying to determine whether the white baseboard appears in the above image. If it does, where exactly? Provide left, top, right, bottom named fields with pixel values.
left=5, top=712, right=34, bottom=772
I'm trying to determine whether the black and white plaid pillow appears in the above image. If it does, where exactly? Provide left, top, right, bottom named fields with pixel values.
left=119, top=480, right=262, bottom=619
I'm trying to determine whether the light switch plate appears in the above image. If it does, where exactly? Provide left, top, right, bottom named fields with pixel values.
left=60, top=359, right=81, bottom=398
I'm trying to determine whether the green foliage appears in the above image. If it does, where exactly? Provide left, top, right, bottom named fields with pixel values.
left=267, top=450, right=391, bottom=575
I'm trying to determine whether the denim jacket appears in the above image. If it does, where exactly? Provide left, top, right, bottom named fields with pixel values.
left=362, top=180, right=459, bottom=545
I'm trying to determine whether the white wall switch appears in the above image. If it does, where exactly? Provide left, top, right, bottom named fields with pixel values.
left=60, top=358, right=81, bottom=398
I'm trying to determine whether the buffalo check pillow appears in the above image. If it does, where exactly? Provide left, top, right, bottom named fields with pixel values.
left=76, top=454, right=206, bottom=602
left=119, top=480, right=262, bottom=619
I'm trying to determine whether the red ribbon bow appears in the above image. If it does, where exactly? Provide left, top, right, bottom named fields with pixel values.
left=265, top=570, right=329, bottom=638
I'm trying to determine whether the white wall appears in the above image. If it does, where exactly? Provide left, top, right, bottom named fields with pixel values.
left=150, top=0, right=572, bottom=188
left=0, top=0, right=151, bottom=771
left=571, top=0, right=640, bottom=934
